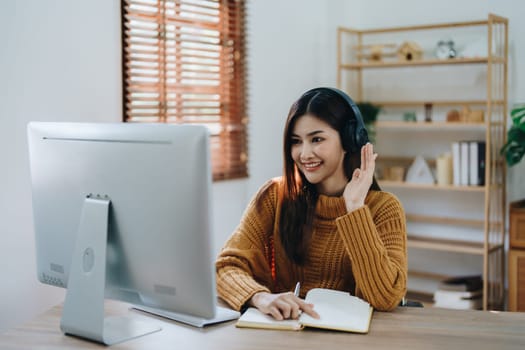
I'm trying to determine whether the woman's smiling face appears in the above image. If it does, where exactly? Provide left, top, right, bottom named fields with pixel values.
left=290, top=114, right=348, bottom=196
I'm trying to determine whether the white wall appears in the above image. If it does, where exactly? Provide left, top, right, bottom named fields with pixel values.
left=246, top=0, right=360, bottom=194
left=0, top=0, right=123, bottom=332
left=1, top=0, right=524, bottom=332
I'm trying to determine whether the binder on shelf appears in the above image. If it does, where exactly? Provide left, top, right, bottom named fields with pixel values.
left=469, top=141, right=486, bottom=186
left=460, top=141, right=470, bottom=186
left=451, top=142, right=461, bottom=186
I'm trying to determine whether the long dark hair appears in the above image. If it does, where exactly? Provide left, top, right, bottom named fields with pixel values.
left=279, top=88, right=380, bottom=264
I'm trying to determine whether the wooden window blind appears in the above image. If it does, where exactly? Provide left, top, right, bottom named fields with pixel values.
left=121, top=0, right=248, bottom=181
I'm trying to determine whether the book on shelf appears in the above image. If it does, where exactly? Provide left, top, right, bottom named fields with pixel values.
left=438, top=275, right=483, bottom=292
left=433, top=275, right=483, bottom=310
left=236, top=288, right=373, bottom=333
left=434, top=289, right=482, bottom=301
left=469, top=141, right=486, bottom=186
left=433, top=293, right=482, bottom=310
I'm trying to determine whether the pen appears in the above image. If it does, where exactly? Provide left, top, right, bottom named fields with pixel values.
left=293, top=282, right=300, bottom=297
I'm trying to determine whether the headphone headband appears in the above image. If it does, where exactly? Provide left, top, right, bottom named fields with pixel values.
left=305, top=87, right=369, bottom=153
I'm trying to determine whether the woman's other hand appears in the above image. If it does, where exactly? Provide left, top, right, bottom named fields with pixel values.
left=249, top=291, right=319, bottom=320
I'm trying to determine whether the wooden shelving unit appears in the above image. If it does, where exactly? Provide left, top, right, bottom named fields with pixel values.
left=338, top=14, right=508, bottom=310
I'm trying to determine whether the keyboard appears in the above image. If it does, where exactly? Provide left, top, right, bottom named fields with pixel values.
left=132, top=304, right=241, bottom=328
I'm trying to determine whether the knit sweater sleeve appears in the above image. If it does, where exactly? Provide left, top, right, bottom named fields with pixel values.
left=335, top=192, right=407, bottom=311
left=215, top=179, right=278, bottom=311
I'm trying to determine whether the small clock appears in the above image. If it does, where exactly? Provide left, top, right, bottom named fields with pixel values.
left=435, top=40, right=457, bottom=59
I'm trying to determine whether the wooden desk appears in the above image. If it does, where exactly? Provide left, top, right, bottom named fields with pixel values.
left=1, top=301, right=524, bottom=349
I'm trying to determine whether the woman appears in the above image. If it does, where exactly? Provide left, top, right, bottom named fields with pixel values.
left=216, top=87, right=407, bottom=320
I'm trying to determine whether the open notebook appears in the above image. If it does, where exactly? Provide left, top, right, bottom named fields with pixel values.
left=236, top=288, right=373, bottom=333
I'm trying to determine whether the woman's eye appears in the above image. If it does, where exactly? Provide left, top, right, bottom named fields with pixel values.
left=291, top=138, right=301, bottom=145
left=312, top=137, right=323, bottom=143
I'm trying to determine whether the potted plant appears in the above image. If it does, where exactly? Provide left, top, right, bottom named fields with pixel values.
left=501, top=104, right=525, bottom=250
left=356, top=102, right=381, bottom=143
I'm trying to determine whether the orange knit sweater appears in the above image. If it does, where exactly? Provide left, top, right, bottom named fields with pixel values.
left=216, top=177, right=407, bottom=311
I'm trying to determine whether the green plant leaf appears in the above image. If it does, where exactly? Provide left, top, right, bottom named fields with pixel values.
left=502, top=104, right=525, bottom=166
left=501, top=127, right=525, bottom=166
left=510, top=104, right=525, bottom=130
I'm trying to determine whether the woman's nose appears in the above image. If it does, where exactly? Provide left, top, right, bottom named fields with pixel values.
left=300, top=143, right=314, bottom=159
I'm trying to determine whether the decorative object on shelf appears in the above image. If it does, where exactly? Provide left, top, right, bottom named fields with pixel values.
left=436, top=152, right=453, bottom=185
left=384, top=166, right=405, bottom=182
left=446, top=109, right=461, bottom=122
left=435, top=39, right=457, bottom=60
left=424, top=103, right=433, bottom=122
left=403, top=111, right=417, bottom=122
left=356, top=102, right=381, bottom=143
left=405, top=156, right=435, bottom=184
left=397, top=41, right=423, bottom=61
left=353, top=43, right=397, bottom=62
left=447, top=107, right=484, bottom=122
left=460, top=106, right=484, bottom=122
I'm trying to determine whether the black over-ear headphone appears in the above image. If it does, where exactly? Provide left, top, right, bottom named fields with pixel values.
left=306, top=87, right=369, bottom=154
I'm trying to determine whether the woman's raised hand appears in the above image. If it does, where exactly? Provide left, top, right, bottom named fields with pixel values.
left=342, top=143, right=378, bottom=212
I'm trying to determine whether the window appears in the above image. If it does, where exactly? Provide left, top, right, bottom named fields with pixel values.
left=121, top=0, right=248, bottom=180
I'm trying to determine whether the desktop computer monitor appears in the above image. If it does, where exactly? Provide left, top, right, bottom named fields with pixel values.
left=27, top=122, right=238, bottom=345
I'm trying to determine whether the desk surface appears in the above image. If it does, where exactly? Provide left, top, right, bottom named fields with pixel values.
left=1, top=301, right=525, bottom=350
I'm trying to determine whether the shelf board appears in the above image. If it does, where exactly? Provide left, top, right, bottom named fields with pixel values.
left=363, top=100, right=504, bottom=107
left=408, top=235, right=484, bottom=254
left=379, top=180, right=485, bottom=192
left=341, top=57, right=490, bottom=69
left=344, top=19, right=489, bottom=34
left=405, top=213, right=484, bottom=227
left=408, top=270, right=451, bottom=281
left=407, top=235, right=503, bottom=255
left=375, top=121, right=486, bottom=130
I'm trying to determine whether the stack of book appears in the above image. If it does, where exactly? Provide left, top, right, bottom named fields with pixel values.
left=451, top=141, right=486, bottom=187
left=433, top=275, right=483, bottom=310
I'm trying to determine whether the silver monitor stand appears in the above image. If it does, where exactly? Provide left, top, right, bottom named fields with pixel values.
left=60, top=196, right=161, bottom=345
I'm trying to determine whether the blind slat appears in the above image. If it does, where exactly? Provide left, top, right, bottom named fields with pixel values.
left=126, top=46, right=221, bottom=56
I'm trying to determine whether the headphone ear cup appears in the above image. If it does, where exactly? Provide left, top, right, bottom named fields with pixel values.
left=309, top=87, right=368, bottom=153
left=355, top=127, right=368, bottom=150
left=345, top=119, right=358, bottom=153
